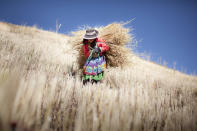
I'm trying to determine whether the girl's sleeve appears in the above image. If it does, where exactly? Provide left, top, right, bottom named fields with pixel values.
left=83, top=44, right=90, bottom=58
left=97, top=39, right=109, bottom=52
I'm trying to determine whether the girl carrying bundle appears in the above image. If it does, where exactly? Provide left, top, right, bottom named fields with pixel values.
left=82, top=29, right=109, bottom=85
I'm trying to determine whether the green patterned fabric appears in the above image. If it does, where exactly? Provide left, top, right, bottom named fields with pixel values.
left=83, top=72, right=104, bottom=81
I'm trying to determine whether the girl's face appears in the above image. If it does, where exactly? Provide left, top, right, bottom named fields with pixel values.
left=88, top=39, right=94, bottom=43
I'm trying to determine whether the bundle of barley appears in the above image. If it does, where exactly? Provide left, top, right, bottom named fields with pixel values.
left=104, top=43, right=131, bottom=67
left=68, top=22, right=133, bottom=69
left=99, top=23, right=132, bottom=46
left=99, top=23, right=133, bottom=67
left=67, top=30, right=87, bottom=69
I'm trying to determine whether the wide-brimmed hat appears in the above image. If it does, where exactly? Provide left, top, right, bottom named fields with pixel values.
left=83, top=28, right=99, bottom=39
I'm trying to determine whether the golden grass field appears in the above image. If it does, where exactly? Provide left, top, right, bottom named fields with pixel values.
left=0, top=22, right=197, bottom=131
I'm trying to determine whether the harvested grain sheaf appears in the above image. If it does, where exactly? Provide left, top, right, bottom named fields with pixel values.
left=68, top=23, right=133, bottom=69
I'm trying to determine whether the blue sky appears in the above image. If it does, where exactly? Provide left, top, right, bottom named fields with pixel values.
left=0, top=0, right=197, bottom=75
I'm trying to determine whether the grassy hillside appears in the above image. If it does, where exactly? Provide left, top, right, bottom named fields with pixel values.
left=0, top=22, right=197, bottom=131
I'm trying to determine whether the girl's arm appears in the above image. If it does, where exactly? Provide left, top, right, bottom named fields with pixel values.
left=97, top=38, right=109, bottom=52
left=83, top=44, right=90, bottom=58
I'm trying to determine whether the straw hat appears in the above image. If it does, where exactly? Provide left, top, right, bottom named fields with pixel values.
left=83, top=28, right=99, bottom=39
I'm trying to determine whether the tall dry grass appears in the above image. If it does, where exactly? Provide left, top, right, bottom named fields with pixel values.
left=0, top=22, right=197, bottom=131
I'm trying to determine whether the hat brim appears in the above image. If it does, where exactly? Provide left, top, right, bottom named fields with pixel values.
left=83, top=35, right=97, bottom=39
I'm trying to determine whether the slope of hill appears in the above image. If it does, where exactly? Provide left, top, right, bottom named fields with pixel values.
left=0, top=22, right=197, bottom=131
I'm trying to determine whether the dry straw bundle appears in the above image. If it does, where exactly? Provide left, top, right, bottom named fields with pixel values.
left=68, top=22, right=133, bottom=69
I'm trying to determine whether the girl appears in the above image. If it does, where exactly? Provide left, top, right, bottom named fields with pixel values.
left=82, top=28, right=109, bottom=85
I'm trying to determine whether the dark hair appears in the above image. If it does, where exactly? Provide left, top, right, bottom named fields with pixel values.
left=83, top=39, right=89, bottom=44
left=83, top=38, right=97, bottom=48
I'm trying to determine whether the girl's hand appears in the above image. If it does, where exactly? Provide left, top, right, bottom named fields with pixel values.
left=92, top=47, right=101, bottom=54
